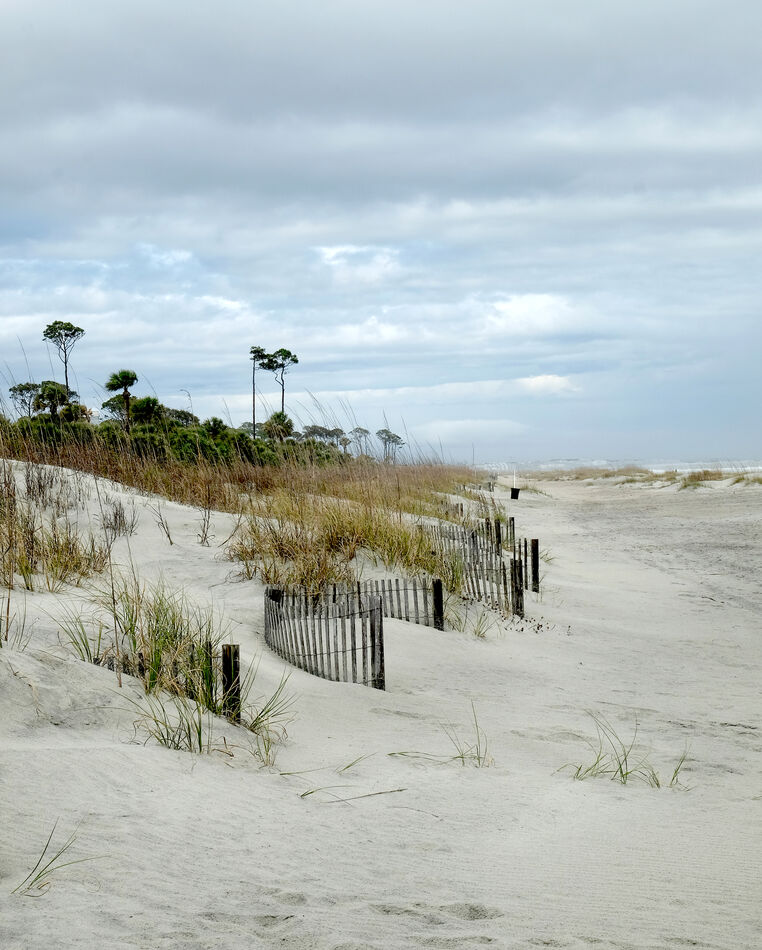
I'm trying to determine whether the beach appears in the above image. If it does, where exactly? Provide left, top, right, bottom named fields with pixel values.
left=1, top=468, right=760, bottom=949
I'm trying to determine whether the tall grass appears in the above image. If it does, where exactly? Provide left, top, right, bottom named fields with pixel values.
left=228, top=491, right=466, bottom=592
left=0, top=460, right=109, bottom=592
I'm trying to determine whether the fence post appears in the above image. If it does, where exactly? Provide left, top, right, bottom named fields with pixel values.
left=494, top=518, right=502, bottom=555
left=370, top=603, right=385, bottom=690
left=531, top=539, right=540, bottom=593
left=433, top=578, right=444, bottom=631
left=222, top=644, right=240, bottom=723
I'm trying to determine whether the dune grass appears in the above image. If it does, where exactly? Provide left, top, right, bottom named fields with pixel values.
left=1, top=460, right=109, bottom=593
left=12, top=820, right=103, bottom=896
left=388, top=702, right=493, bottom=768
left=563, top=711, right=689, bottom=788
left=228, top=490, right=467, bottom=593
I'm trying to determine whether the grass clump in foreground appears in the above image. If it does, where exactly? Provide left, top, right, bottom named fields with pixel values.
left=12, top=820, right=103, bottom=896
left=563, top=711, right=689, bottom=788
left=0, top=460, right=109, bottom=593
left=388, top=702, right=493, bottom=768
left=58, top=574, right=294, bottom=764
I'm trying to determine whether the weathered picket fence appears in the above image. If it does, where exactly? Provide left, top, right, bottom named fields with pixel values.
left=264, top=585, right=385, bottom=690
left=422, top=517, right=540, bottom=618
left=339, top=577, right=444, bottom=629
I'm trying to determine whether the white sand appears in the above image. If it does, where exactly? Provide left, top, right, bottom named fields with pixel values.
left=1, top=468, right=760, bottom=949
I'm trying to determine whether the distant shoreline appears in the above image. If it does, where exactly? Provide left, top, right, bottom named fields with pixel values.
left=479, top=459, right=762, bottom=475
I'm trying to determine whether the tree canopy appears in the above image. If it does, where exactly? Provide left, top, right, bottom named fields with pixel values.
left=42, top=321, right=84, bottom=398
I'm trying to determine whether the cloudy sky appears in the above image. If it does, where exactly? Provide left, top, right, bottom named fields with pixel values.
left=1, top=0, right=760, bottom=463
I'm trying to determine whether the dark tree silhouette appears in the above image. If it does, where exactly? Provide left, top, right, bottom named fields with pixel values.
left=104, top=370, right=138, bottom=433
left=249, top=345, right=270, bottom=435
left=9, top=382, right=40, bottom=418
left=350, top=426, right=370, bottom=454
left=43, top=321, right=84, bottom=399
left=264, top=348, right=299, bottom=413
left=376, top=427, right=405, bottom=462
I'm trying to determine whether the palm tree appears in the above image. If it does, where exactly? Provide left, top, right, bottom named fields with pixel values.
left=104, top=370, right=138, bottom=433
left=260, top=411, right=295, bottom=442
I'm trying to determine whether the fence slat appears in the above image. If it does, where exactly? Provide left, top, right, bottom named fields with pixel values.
left=361, top=607, right=369, bottom=685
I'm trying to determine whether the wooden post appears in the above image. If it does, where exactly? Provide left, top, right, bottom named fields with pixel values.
left=361, top=606, right=369, bottom=685
left=222, top=644, right=240, bottom=723
left=433, top=578, right=444, bottom=631
left=370, top=602, right=385, bottom=690
left=523, top=538, right=529, bottom=590
left=509, top=516, right=515, bottom=546
left=494, top=518, right=502, bottom=555
left=340, top=604, right=348, bottom=682
left=531, top=539, right=540, bottom=593
left=349, top=604, right=358, bottom=683
left=511, top=559, right=524, bottom=618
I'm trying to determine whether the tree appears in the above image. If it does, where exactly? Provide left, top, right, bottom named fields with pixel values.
left=100, top=394, right=128, bottom=424
left=260, top=410, right=295, bottom=442
left=9, top=382, right=40, bottom=418
left=164, top=407, right=199, bottom=428
left=104, top=370, right=138, bottom=433
left=376, top=427, right=405, bottom=462
left=130, top=396, right=163, bottom=426
left=43, top=321, right=85, bottom=399
left=60, top=402, right=89, bottom=423
left=350, top=426, right=370, bottom=454
left=302, top=424, right=331, bottom=442
left=249, top=345, right=271, bottom=436
left=263, top=348, right=298, bottom=413
left=33, top=380, right=72, bottom=420
left=202, top=417, right=227, bottom=438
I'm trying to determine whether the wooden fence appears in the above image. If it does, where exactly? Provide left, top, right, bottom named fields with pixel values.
left=339, top=577, right=444, bottom=629
left=423, top=517, right=539, bottom=618
left=264, top=585, right=385, bottom=690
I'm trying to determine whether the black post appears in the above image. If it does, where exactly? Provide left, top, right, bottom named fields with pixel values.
left=432, top=578, right=445, bottom=631
left=222, top=644, right=240, bottom=723
left=494, top=518, right=502, bottom=555
left=531, top=539, right=540, bottom=593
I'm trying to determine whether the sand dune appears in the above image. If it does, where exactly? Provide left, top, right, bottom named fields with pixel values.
left=1, top=467, right=760, bottom=949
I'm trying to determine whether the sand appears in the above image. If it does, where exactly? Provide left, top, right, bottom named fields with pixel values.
left=1, top=467, right=760, bottom=949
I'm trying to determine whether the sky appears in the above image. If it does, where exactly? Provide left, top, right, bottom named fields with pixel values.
left=1, top=0, right=760, bottom=464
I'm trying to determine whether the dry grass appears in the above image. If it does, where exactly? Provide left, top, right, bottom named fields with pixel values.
left=0, top=460, right=109, bottom=592
left=677, top=469, right=726, bottom=490
left=228, top=489, right=466, bottom=593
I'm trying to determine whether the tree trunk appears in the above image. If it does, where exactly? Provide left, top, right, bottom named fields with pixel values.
left=252, top=362, right=256, bottom=435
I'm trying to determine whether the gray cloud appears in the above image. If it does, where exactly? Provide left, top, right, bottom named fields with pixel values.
left=0, top=0, right=760, bottom=461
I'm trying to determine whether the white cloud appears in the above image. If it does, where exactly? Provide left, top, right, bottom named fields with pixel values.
left=317, top=245, right=400, bottom=285
left=515, top=375, right=579, bottom=395
left=137, top=244, right=194, bottom=269
left=482, top=295, right=593, bottom=337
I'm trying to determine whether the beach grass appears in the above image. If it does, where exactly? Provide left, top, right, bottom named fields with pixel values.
left=564, top=711, right=689, bottom=788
